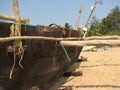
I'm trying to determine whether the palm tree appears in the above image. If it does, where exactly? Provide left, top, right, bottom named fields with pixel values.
left=64, top=22, right=72, bottom=29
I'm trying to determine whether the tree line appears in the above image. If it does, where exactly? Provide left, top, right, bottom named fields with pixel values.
left=87, top=5, right=120, bottom=36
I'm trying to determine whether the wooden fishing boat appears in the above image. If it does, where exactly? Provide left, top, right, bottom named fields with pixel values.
left=0, top=0, right=104, bottom=89
left=0, top=21, right=82, bottom=90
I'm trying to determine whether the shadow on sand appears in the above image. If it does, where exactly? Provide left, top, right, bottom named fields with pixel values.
left=49, top=61, right=82, bottom=90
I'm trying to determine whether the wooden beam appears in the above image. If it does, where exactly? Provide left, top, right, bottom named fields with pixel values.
left=0, top=36, right=68, bottom=42
left=0, top=14, right=29, bottom=23
left=0, top=36, right=120, bottom=46
left=61, top=40, right=120, bottom=46
left=0, top=14, right=15, bottom=21
left=85, top=35, right=120, bottom=40
left=0, top=36, right=85, bottom=43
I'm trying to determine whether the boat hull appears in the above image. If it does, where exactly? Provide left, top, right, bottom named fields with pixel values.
left=0, top=22, right=82, bottom=90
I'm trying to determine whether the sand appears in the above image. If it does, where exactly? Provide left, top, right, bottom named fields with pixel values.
left=50, top=47, right=120, bottom=90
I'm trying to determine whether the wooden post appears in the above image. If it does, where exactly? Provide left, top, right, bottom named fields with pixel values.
left=85, top=1, right=97, bottom=28
left=13, top=0, right=21, bottom=36
left=82, top=1, right=98, bottom=39
left=75, top=6, right=82, bottom=30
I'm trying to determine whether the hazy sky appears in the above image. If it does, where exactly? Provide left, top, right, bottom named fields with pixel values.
left=0, top=0, right=120, bottom=28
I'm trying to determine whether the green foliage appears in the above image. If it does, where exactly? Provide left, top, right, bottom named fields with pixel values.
left=87, top=16, right=101, bottom=36
left=64, top=22, right=72, bottom=29
left=87, top=6, right=120, bottom=36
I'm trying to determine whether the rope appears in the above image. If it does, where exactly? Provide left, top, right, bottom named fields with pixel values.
left=18, top=46, right=24, bottom=69
left=9, top=23, right=24, bottom=79
left=10, top=43, right=16, bottom=79
left=59, top=41, right=71, bottom=62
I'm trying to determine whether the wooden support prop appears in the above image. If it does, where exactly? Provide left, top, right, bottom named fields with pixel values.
left=75, top=6, right=82, bottom=30
left=0, top=36, right=82, bottom=43
left=13, top=0, right=21, bottom=36
left=0, top=36, right=62, bottom=42
left=0, top=36, right=120, bottom=46
left=85, top=35, right=120, bottom=40
left=61, top=40, right=120, bottom=46
left=0, top=14, right=29, bottom=23
left=82, top=1, right=99, bottom=39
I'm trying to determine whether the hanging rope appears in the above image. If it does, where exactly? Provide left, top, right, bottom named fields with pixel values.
left=10, top=42, right=16, bottom=79
left=9, top=23, right=24, bottom=79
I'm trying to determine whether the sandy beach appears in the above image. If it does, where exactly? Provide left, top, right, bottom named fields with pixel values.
left=50, top=47, right=120, bottom=90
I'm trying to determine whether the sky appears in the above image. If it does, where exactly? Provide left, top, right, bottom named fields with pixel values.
left=0, top=0, right=120, bottom=28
